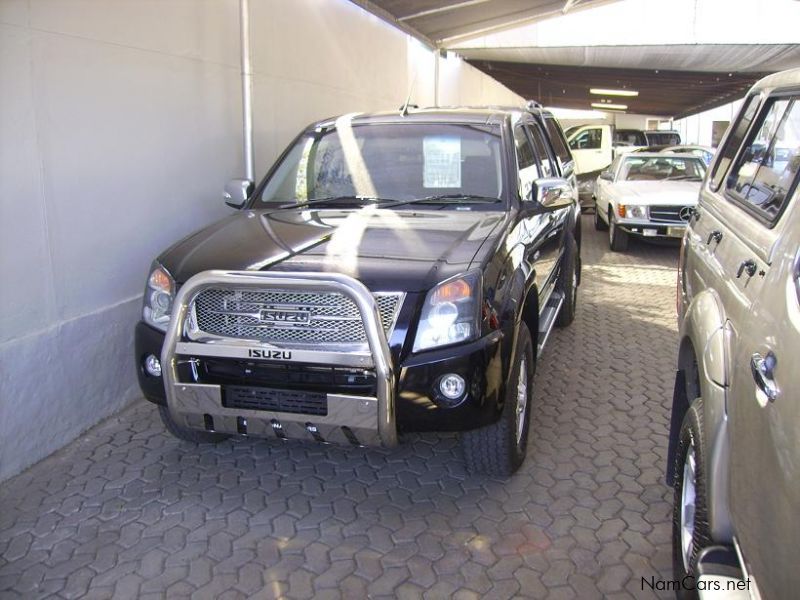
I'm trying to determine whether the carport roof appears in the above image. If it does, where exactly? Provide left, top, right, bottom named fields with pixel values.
left=464, top=60, right=768, bottom=118
left=348, top=0, right=620, bottom=47
left=350, top=0, right=800, bottom=118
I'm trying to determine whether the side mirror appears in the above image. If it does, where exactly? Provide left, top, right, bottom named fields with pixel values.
left=531, top=177, right=573, bottom=211
left=599, top=171, right=614, bottom=181
left=223, top=178, right=254, bottom=209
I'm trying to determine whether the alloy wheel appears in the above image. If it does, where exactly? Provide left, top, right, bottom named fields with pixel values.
left=515, top=357, right=529, bottom=445
left=680, top=445, right=697, bottom=572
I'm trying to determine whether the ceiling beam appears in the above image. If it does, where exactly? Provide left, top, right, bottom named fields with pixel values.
left=398, top=0, right=491, bottom=22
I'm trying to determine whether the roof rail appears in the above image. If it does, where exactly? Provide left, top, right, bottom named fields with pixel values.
left=525, top=100, right=543, bottom=111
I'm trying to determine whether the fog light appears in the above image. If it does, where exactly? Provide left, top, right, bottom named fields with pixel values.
left=144, top=354, right=162, bottom=377
left=439, top=374, right=466, bottom=400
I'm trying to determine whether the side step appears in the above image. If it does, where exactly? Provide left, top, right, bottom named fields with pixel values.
left=695, top=545, right=750, bottom=600
left=537, top=291, right=564, bottom=358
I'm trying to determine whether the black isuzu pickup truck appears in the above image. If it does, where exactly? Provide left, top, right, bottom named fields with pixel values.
left=135, top=104, right=581, bottom=475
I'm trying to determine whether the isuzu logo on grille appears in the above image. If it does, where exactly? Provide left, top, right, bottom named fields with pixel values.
left=259, top=308, right=310, bottom=325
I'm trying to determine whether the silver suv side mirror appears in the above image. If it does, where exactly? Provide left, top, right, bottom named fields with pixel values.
left=531, top=177, right=574, bottom=211
left=223, top=179, right=254, bottom=209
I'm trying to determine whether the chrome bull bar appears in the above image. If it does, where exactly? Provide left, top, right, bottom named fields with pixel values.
left=161, top=270, right=397, bottom=447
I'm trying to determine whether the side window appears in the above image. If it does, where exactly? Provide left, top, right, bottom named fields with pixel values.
left=544, top=117, right=573, bottom=172
left=514, top=125, right=539, bottom=199
left=528, top=123, right=556, bottom=178
left=710, top=94, right=760, bottom=190
left=725, top=97, right=800, bottom=223
left=568, top=128, right=601, bottom=150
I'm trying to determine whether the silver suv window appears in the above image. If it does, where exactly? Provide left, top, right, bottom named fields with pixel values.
left=710, top=94, right=760, bottom=191
left=725, top=96, right=800, bottom=223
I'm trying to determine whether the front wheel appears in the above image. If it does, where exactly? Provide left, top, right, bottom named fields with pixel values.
left=593, top=202, right=608, bottom=230
left=461, top=323, right=535, bottom=476
left=671, top=398, right=711, bottom=599
left=609, top=211, right=629, bottom=252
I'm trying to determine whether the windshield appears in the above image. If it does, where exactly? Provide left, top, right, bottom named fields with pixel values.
left=259, top=120, right=505, bottom=209
left=619, top=156, right=706, bottom=181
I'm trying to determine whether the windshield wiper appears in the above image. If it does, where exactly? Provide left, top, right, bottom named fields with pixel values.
left=275, top=196, right=396, bottom=210
left=665, top=175, right=702, bottom=181
left=382, top=194, right=502, bottom=209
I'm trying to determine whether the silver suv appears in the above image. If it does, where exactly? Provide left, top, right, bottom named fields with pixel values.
left=670, top=68, right=800, bottom=599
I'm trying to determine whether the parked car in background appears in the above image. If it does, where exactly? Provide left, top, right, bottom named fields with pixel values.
left=135, top=104, right=581, bottom=477
left=669, top=67, right=800, bottom=599
left=593, top=153, right=706, bottom=251
left=661, top=144, right=715, bottom=166
left=645, top=130, right=682, bottom=146
left=564, top=124, right=683, bottom=204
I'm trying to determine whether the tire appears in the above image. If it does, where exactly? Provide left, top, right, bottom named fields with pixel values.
left=461, top=323, right=535, bottom=477
left=608, top=209, right=629, bottom=252
left=556, top=235, right=578, bottom=328
left=593, top=201, right=608, bottom=230
left=671, top=398, right=711, bottom=599
left=158, top=405, right=230, bottom=443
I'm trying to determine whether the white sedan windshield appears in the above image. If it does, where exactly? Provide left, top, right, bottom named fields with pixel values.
left=620, top=156, right=706, bottom=182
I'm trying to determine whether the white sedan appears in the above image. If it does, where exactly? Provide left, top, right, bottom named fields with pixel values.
left=593, top=153, right=706, bottom=251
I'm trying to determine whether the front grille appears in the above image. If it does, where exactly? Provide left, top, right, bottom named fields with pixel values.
left=223, top=385, right=327, bottom=415
left=192, top=359, right=377, bottom=396
left=191, top=289, right=402, bottom=345
left=649, top=205, right=691, bottom=223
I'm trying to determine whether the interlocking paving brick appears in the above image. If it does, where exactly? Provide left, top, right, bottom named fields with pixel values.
left=0, top=216, right=678, bottom=598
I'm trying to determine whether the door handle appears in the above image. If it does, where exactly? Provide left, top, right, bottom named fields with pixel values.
left=706, top=230, right=723, bottom=245
left=751, top=352, right=779, bottom=403
left=737, top=259, right=757, bottom=279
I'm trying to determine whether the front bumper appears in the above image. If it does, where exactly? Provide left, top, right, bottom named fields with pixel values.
left=618, top=220, right=686, bottom=239
left=135, top=302, right=505, bottom=443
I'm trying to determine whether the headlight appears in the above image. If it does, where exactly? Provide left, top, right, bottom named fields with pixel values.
left=620, top=204, right=647, bottom=219
left=142, top=262, right=175, bottom=331
left=413, top=271, right=481, bottom=352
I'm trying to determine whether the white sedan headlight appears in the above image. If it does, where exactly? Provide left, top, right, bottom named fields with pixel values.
left=143, top=262, right=175, bottom=331
left=413, top=271, right=481, bottom=352
left=621, top=204, right=648, bottom=219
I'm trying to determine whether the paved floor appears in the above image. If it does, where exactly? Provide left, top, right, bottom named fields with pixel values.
left=0, top=215, right=681, bottom=599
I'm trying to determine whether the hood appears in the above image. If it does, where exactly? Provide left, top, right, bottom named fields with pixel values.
left=610, top=181, right=701, bottom=206
left=160, top=206, right=505, bottom=292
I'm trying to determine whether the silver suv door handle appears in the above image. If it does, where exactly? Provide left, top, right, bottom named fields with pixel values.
left=751, top=352, right=779, bottom=403
left=737, top=259, right=757, bottom=278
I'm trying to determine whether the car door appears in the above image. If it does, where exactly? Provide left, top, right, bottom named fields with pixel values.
left=527, top=121, right=568, bottom=296
left=567, top=125, right=612, bottom=175
left=682, top=93, right=765, bottom=327
left=726, top=97, right=800, bottom=599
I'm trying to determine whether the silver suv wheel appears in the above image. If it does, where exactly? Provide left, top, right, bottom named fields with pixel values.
left=680, top=445, right=697, bottom=571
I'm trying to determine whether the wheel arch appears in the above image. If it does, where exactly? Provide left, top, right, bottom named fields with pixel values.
left=674, top=288, right=734, bottom=543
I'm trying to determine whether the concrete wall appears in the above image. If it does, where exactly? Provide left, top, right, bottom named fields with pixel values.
left=0, top=0, right=523, bottom=481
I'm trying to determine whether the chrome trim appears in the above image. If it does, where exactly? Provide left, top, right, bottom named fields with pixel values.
left=175, top=341, right=372, bottom=368
left=184, top=289, right=405, bottom=350
left=161, top=270, right=397, bottom=447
